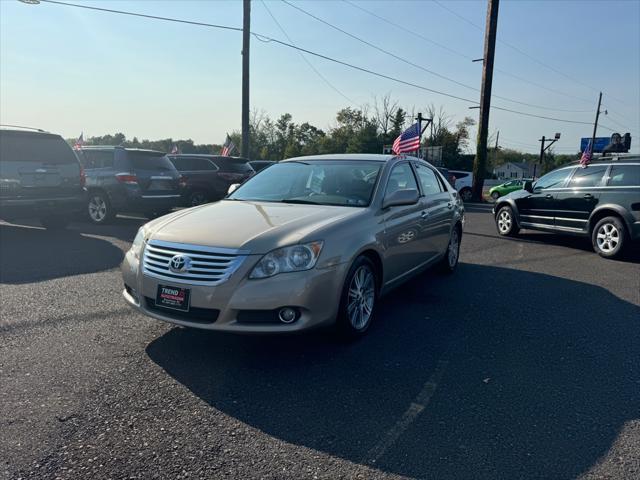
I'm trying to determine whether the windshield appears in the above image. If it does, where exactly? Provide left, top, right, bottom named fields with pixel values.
left=228, top=160, right=382, bottom=207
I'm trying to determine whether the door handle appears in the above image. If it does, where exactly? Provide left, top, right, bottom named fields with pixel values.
left=583, top=193, right=593, bottom=199
left=421, top=211, right=429, bottom=219
left=545, top=194, right=553, bottom=199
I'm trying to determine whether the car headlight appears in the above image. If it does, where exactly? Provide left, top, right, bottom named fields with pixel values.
left=130, top=227, right=147, bottom=260
left=249, top=241, right=324, bottom=279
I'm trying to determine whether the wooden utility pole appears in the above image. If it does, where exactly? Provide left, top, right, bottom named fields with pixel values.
left=471, top=0, right=499, bottom=201
left=589, top=92, right=603, bottom=153
left=241, top=0, right=251, bottom=158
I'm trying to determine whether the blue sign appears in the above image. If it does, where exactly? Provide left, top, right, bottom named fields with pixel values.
left=580, top=137, right=611, bottom=153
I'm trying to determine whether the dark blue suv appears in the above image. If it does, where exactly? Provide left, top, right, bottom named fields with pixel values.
left=77, top=146, right=184, bottom=224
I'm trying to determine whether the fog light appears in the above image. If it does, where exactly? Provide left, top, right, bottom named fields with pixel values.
left=278, top=307, right=297, bottom=324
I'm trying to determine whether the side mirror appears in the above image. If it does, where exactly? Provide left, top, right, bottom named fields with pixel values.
left=383, top=188, right=419, bottom=209
left=523, top=180, right=533, bottom=193
left=227, top=183, right=241, bottom=195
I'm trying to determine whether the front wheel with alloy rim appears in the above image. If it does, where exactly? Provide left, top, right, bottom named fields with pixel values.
left=491, top=191, right=500, bottom=200
left=592, top=216, right=626, bottom=258
left=496, top=205, right=519, bottom=236
left=87, top=192, right=114, bottom=224
left=337, top=256, right=377, bottom=338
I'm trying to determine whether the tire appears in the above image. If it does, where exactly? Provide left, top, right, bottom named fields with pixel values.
left=40, top=215, right=70, bottom=229
left=459, top=188, right=472, bottom=202
left=336, top=256, right=377, bottom=339
left=188, top=190, right=209, bottom=207
left=592, top=216, right=626, bottom=258
left=491, top=191, right=500, bottom=200
left=87, top=191, right=114, bottom=224
left=496, top=205, right=520, bottom=236
left=439, top=225, right=461, bottom=273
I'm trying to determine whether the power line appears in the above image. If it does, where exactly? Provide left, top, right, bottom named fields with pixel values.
left=37, top=0, right=596, bottom=127
left=260, top=0, right=355, bottom=105
left=433, top=0, right=628, bottom=105
left=343, top=0, right=595, bottom=109
left=288, top=0, right=595, bottom=114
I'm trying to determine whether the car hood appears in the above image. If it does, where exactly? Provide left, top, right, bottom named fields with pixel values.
left=145, top=200, right=364, bottom=254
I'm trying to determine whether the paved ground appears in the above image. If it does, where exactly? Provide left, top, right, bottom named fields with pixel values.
left=1, top=207, right=639, bottom=480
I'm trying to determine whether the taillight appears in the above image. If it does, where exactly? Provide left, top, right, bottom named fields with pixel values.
left=80, top=166, right=86, bottom=187
left=115, top=173, right=138, bottom=185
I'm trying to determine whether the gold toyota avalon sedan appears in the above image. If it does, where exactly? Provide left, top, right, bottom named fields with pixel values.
left=122, top=154, right=464, bottom=337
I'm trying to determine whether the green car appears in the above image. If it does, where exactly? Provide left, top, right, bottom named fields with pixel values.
left=489, top=179, right=530, bottom=200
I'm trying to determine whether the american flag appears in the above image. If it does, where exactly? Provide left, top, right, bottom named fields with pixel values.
left=170, top=144, right=179, bottom=154
left=221, top=134, right=235, bottom=157
left=580, top=139, right=592, bottom=168
left=392, top=122, right=421, bottom=154
left=74, top=132, right=84, bottom=150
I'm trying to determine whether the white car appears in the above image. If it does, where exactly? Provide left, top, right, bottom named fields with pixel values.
left=449, top=170, right=474, bottom=201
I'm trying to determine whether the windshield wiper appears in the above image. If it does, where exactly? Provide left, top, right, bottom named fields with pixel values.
left=279, top=198, right=319, bottom=205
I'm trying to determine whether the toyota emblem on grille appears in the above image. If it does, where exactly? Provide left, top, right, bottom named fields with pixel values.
left=169, top=254, right=191, bottom=273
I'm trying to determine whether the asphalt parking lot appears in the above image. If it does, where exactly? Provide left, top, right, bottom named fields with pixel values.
left=1, top=206, right=639, bottom=480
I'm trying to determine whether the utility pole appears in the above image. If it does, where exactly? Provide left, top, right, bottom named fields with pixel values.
left=537, top=132, right=561, bottom=177
left=589, top=92, right=603, bottom=154
left=241, top=0, right=251, bottom=158
left=471, top=0, right=499, bottom=201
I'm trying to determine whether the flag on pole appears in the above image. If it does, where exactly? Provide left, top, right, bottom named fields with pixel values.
left=221, top=134, right=236, bottom=157
left=392, top=122, right=421, bottom=154
left=74, top=132, right=84, bottom=150
left=580, top=139, right=592, bottom=168
left=170, top=144, right=179, bottom=154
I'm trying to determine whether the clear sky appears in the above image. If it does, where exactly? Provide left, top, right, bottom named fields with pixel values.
left=1, top=0, right=639, bottom=154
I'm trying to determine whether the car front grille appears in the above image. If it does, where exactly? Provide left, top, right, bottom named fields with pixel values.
left=142, top=240, right=249, bottom=286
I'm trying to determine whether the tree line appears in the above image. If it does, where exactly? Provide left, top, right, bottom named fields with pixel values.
left=69, top=95, right=580, bottom=174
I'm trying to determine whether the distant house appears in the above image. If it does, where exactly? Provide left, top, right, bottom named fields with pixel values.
left=493, top=161, right=536, bottom=180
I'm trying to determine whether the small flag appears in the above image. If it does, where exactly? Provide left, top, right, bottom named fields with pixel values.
left=392, top=123, right=421, bottom=154
left=580, top=139, right=592, bottom=168
left=221, top=134, right=236, bottom=157
left=74, top=132, right=84, bottom=150
left=170, top=144, right=179, bottom=154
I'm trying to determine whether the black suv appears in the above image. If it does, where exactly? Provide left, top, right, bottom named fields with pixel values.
left=76, top=146, right=183, bottom=224
left=168, top=154, right=254, bottom=206
left=493, top=155, right=640, bottom=258
left=0, top=127, right=86, bottom=228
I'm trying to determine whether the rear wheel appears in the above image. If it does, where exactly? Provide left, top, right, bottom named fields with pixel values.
left=87, top=192, right=114, bottom=224
left=459, top=188, right=472, bottom=202
left=336, top=256, right=377, bottom=339
left=592, top=216, right=626, bottom=258
left=496, top=205, right=519, bottom=236
left=188, top=190, right=209, bottom=207
left=439, top=225, right=461, bottom=273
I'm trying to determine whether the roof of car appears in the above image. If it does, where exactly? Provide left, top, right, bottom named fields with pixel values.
left=282, top=153, right=412, bottom=163
left=170, top=154, right=250, bottom=161
left=80, top=146, right=165, bottom=154
left=566, top=154, right=640, bottom=167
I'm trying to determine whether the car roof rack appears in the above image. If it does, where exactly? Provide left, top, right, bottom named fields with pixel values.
left=0, top=124, right=48, bottom=133
left=568, top=153, right=640, bottom=166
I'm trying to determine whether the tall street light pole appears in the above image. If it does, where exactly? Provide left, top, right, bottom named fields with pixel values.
left=471, top=0, right=499, bottom=202
left=241, top=0, right=251, bottom=158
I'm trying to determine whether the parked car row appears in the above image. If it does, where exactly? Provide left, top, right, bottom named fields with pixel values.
left=0, top=127, right=258, bottom=227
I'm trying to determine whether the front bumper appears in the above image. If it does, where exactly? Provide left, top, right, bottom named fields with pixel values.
left=121, top=249, right=348, bottom=333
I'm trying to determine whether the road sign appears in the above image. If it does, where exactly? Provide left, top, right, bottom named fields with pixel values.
left=580, top=137, right=611, bottom=153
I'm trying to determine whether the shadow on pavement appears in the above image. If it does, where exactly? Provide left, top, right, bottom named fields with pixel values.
left=146, top=263, right=640, bottom=479
left=0, top=223, right=125, bottom=284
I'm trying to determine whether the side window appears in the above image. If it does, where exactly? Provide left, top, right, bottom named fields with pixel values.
left=194, top=158, right=218, bottom=171
left=608, top=165, right=640, bottom=187
left=534, top=168, right=572, bottom=191
left=386, top=163, right=418, bottom=196
left=414, top=163, right=443, bottom=195
left=82, top=150, right=112, bottom=169
left=568, top=165, right=607, bottom=188
left=169, top=157, right=185, bottom=171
